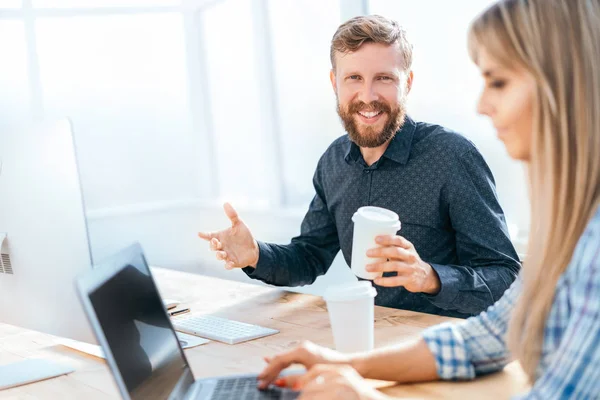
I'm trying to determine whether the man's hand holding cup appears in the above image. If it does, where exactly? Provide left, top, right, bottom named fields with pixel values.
left=366, top=235, right=441, bottom=294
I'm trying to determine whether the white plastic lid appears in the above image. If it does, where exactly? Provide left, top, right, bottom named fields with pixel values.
left=323, top=281, right=377, bottom=303
left=352, top=206, right=400, bottom=229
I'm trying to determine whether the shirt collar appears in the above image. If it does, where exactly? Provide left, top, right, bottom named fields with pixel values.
left=344, top=116, right=417, bottom=165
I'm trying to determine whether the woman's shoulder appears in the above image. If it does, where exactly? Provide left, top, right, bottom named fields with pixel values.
left=567, top=205, right=600, bottom=282
left=579, top=206, right=600, bottom=254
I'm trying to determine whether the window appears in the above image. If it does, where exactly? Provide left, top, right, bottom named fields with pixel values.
left=0, top=21, right=29, bottom=131
left=32, top=0, right=179, bottom=7
left=201, top=0, right=274, bottom=207
left=267, top=0, right=343, bottom=207
left=0, top=0, right=361, bottom=213
left=36, top=13, right=198, bottom=210
left=0, top=0, right=20, bottom=8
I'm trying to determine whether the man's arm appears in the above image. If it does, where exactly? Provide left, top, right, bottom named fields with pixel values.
left=242, top=164, right=341, bottom=287
left=424, top=147, right=521, bottom=315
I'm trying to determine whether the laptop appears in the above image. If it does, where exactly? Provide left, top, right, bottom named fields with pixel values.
left=75, top=242, right=299, bottom=400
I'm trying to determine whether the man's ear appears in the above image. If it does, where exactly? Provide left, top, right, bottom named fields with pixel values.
left=406, top=70, right=414, bottom=94
left=330, top=69, right=337, bottom=93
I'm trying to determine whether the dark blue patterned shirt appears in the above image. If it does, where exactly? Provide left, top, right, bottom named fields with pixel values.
left=244, top=116, right=520, bottom=318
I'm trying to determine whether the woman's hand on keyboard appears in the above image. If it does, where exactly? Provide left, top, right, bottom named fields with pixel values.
left=264, top=363, right=389, bottom=400
left=257, top=341, right=350, bottom=389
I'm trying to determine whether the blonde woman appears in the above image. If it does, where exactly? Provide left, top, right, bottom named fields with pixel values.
left=257, top=0, right=600, bottom=398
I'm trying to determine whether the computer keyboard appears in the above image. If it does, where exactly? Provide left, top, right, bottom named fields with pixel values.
left=171, top=314, right=279, bottom=345
left=207, top=377, right=299, bottom=400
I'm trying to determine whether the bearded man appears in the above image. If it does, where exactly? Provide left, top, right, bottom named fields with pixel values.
left=198, top=15, right=520, bottom=318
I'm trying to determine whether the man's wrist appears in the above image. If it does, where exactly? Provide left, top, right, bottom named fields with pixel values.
left=422, top=263, right=441, bottom=295
left=248, top=240, right=260, bottom=269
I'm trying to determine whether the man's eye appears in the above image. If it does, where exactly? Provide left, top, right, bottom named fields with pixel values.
left=378, top=76, right=392, bottom=81
left=489, top=80, right=506, bottom=89
left=349, top=75, right=361, bottom=80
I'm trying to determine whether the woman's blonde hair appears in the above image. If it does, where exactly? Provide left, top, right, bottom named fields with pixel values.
left=468, top=0, right=600, bottom=381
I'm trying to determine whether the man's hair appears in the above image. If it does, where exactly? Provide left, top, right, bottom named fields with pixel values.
left=330, top=15, right=413, bottom=71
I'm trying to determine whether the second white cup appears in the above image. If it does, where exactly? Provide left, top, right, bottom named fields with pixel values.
left=324, top=281, right=377, bottom=353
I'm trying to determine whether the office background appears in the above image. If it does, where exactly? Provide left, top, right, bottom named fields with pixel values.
left=0, top=0, right=528, bottom=294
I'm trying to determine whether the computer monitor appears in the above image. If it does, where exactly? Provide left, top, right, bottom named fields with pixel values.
left=0, top=118, right=96, bottom=344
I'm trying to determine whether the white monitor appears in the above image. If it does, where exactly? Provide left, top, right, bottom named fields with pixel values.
left=0, top=119, right=96, bottom=344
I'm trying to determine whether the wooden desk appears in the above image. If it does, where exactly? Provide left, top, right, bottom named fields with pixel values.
left=0, top=268, right=529, bottom=399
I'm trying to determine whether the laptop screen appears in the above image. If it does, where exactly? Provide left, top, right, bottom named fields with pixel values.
left=88, top=253, right=189, bottom=400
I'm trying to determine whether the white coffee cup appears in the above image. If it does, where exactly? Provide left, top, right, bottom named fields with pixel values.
left=351, top=206, right=401, bottom=280
left=323, top=281, right=377, bottom=353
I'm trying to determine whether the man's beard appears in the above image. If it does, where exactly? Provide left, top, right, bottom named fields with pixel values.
left=337, top=98, right=407, bottom=148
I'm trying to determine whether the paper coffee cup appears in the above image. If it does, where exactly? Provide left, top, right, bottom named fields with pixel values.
left=351, top=206, right=401, bottom=280
left=324, top=281, right=377, bottom=353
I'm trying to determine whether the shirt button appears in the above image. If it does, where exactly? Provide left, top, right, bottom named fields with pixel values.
left=364, top=170, right=371, bottom=174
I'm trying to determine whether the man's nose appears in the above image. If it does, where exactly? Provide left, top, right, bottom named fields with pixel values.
left=357, top=83, right=378, bottom=104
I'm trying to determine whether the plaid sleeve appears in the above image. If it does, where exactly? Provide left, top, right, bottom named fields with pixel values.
left=519, top=222, right=600, bottom=399
left=422, top=277, right=520, bottom=380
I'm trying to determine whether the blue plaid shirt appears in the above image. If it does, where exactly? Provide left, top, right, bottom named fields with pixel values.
left=422, top=207, right=600, bottom=399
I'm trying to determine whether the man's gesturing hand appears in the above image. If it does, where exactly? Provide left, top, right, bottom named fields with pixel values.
left=198, top=202, right=260, bottom=270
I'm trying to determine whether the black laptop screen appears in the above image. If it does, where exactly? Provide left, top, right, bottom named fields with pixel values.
left=89, top=256, right=188, bottom=400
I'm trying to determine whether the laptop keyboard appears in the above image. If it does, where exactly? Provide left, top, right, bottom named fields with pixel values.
left=208, top=377, right=299, bottom=400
